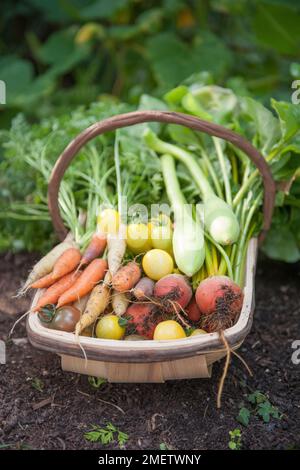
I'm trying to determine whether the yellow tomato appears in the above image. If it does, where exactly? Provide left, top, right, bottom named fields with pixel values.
left=95, top=315, right=125, bottom=340
left=190, top=329, right=208, bottom=336
left=154, top=320, right=186, bottom=340
left=97, top=208, right=120, bottom=234
left=126, top=223, right=152, bottom=254
left=142, top=249, right=174, bottom=281
left=150, top=215, right=173, bottom=252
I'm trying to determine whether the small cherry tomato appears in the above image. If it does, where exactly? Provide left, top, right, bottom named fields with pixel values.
left=150, top=214, right=173, bottom=252
left=97, top=208, right=120, bottom=234
left=124, top=334, right=147, bottom=341
left=96, top=314, right=125, bottom=340
left=190, top=328, right=208, bottom=336
left=126, top=223, right=152, bottom=254
left=51, top=306, right=81, bottom=332
left=142, top=249, right=174, bottom=281
left=153, top=320, right=186, bottom=340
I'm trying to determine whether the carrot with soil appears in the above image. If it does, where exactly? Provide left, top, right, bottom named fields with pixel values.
left=80, top=232, right=107, bottom=266
left=30, top=248, right=81, bottom=289
left=33, top=270, right=81, bottom=311
left=75, top=277, right=111, bottom=336
left=57, top=258, right=108, bottom=307
left=112, top=261, right=141, bottom=293
left=19, top=238, right=77, bottom=295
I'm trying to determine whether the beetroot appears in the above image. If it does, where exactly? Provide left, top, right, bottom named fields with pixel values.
left=125, top=303, right=163, bottom=339
left=195, top=275, right=243, bottom=332
left=154, top=274, right=192, bottom=314
left=186, top=296, right=202, bottom=323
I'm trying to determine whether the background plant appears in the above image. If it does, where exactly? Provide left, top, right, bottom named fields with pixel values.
left=0, top=0, right=300, bottom=257
left=1, top=0, right=300, bottom=127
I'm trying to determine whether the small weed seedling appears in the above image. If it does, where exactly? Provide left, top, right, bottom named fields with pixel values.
left=237, top=390, right=281, bottom=426
left=87, top=376, right=106, bottom=389
left=30, top=377, right=44, bottom=392
left=228, top=429, right=242, bottom=450
left=159, top=442, right=170, bottom=450
left=84, top=423, right=128, bottom=449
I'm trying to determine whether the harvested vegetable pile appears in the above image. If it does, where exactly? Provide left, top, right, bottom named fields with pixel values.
left=10, top=78, right=300, bottom=343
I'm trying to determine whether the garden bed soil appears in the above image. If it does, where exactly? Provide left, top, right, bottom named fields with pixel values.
left=0, top=252, right=299, bottom=450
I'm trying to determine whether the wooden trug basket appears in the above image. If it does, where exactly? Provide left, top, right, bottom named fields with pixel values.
left=26, top=110, right=276, bottom=383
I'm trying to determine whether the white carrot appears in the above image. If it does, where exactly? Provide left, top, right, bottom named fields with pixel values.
left=112, top=291, right=129, bottom=316
left=107, top=226, right=126, bottom=276
left=75, top=273, right=111, bottom=336
left=18, top=236, right=77, bottom=296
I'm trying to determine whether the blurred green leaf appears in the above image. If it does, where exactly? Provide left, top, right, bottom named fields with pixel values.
left=253, top=1, right=300, bottom=55
left=0, top=57, right=33, bottom=105
left=80, top=0, right=129, bottom=20
left=146, top=32, right=197, bottom=88
left=271, top=99, right=300, bottom=142
left=193, top=32, right=233, bottom=79
left=241, top=97, right=281, bottom=154
left=290, top=62, right=300, bottom=78
left=262, top=225, right=300, bottom=262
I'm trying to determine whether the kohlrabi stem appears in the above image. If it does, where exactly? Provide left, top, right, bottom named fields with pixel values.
left=160, top=155, right=186, bottom=213
left=161, top=154, right=205, bottom=276
left=234, top=192, right=262, bottom=285
left=205, top=232, right=234, bottom=280
left=233, top=147, right=280, bottom=208
left=213, top=137, right=232, bottom=206
left=114, top=132, right=123, bottom=217
left=212, top=245, right=219, bottom=273
left=218, top=245, right=231, bottom=276
left=230, top=153, right=239, bottom=185
left=237, top=222, right=257, bottom=286
left=144, top=130, right=215, bottom=199
left=145, top=129, right=240, bottom=246
left=233, top=169, right=258, bottom=207
left=199, top=146, right=223, bottom=198
left=205, top=240, right=215, bottom=276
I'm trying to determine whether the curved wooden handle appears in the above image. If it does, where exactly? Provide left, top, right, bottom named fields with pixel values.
left=48, top=110, right=276, bottom=242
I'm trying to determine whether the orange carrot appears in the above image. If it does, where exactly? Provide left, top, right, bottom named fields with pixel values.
left=33, top=271, right=81, bottom=312
left=30, top=272, right=57, bottom=289
left=112, top=261, right=141, bottom=293
left=57, top=258, right=108, bottom=307
left=80, top=233, right=107, bottom=266
left=52, top=247, right=81, bottom=278
left=30, top=247, right=81, bottom=289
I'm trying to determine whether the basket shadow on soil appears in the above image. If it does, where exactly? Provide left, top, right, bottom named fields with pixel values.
left=0, top=252, right=299, bottom=450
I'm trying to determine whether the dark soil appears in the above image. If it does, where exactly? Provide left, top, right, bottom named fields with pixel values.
left=0, top=252, right=299, bottom=450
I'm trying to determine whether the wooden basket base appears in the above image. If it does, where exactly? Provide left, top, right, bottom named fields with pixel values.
left=60, top=353, right=225, bottom=383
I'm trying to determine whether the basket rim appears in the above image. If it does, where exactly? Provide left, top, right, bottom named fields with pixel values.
left=26, top=239, right=257, bottom=363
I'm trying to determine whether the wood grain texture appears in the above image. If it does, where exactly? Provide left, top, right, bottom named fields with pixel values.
left=60, top=354, right=211, bottom=382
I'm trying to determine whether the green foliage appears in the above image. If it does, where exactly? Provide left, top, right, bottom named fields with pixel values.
left=84, top=423, right=128, bottom=448
left=30, top=377, right=44, bottom=392
left=159, top=442, right=170, bottom=450
left=87, top=376, right=106, bottom=389
left=236, top=407, right=251, bottom=427
left=228, top=428, right=242, bottom=450
left=0, top=1, right=300, bottom=260
left=236, top=390, right=282, bottom=427
left=1, top=0, right=300, bottom=125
